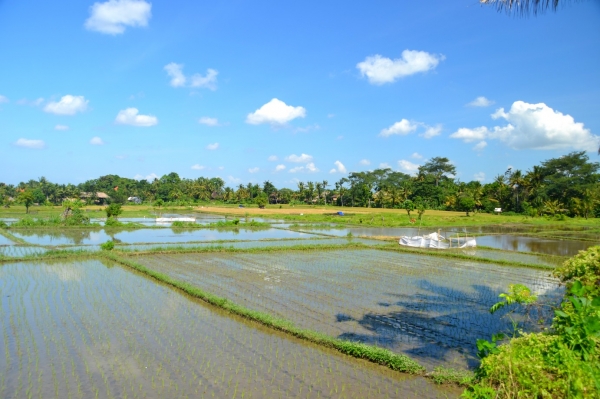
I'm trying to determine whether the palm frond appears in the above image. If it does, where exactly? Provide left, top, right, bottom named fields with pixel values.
left=480, top=0, right=571, bottom=16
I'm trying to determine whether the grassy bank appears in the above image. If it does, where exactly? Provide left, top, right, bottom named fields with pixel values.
left=2, top=204, right=598, bottom=228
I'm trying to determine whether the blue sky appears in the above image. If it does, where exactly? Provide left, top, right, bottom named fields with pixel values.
left=1, top=0, right=599, bottom=187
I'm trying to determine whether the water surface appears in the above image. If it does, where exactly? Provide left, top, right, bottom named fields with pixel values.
left=0, top=260, right=457, bottom=398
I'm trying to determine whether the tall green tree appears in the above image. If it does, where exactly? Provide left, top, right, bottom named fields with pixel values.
left=418, top=157, right=456, bottom=187
left=17, top=190, right=35, bottom=213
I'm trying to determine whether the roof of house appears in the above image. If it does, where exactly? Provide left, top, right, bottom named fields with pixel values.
left=80, top=192, right=109, bottom=199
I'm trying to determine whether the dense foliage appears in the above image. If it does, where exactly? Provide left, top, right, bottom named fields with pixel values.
left=464, top=246, right=600, bottom=398
left=1, top=152, right=598, bottom=217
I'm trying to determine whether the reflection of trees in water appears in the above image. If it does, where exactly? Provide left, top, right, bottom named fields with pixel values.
left=337, top=280, right=563, bottom=368
left=170, top=227, right=242, bottom=236
left=17, top=229, right=102, bottom=245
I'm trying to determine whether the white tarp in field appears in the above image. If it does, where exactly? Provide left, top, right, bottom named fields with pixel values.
left=399, top=232, right=476, bottom=249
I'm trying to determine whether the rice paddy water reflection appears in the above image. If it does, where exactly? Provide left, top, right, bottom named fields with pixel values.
left=133, top=249, right=563, bottom=369
left=0, top=260, right=458, bottom=398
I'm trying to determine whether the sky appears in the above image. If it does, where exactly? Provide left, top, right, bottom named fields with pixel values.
left=1, top=0, right=599, bottom=187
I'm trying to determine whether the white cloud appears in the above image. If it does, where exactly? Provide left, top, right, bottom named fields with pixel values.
left=450, top=126, right=489, bottom=143
left=115, top=155, right=127, bottom=159
left=191, top=164, right=205, bottom=170
left=473, top=141, right=488, bottom=151
left=198, top=116, right=219, bottom=126
left=90, top=136, right=104, bottom=145
left=228, top=175, right=242, bottom=183
left=329, top=160, right=347, bottom=174
left=467, top=96, right=494, bottom=107
left=474, top=172, right=486, bottom=182
left=451, top=101, right=599, bottom=151
left=134, top=172, right=158, bottom=181
left=491, top=101, right=598, bottom=150
left=289, top=162, right=318, bottom=173
left=379, top=119, right=418, bottom=137
left=115, top=108, right=158, bottom=127
left=397, top=160, right=420, bottom=175
left=0, top=95, right=8, bottom=103
left=411, top=152, right=423, bottom=159
left=190, top=69, right=218, bottom=90
left=306, top=163, right=318, bottom=172
left=246, top=98, right=306, bottom=125
left=164, top=63, right=186, bottom=87
left=14, top=138, right=46, bottom=149
left=85, top=0, right=151, bottom=35
left=379, top=162, right=391, bottom=169
left=357, top=50, right=444, bottom=85
left=206, top=142, right=219, bottom=150
left=420, top=124, right=442, bottom=139
left=359, top=159, right=371, bottom=165
left=286, top=153, right=313, bottom=163
left=268, top=155, right=278, bottom=161
left=275, top=164, right=286, bottom=171
left=164, top=63, right=218, bottom=90
left=54, top=124, right=69, bottom=131
left=44, top=95, right=88, bottom=115
left=248, top=167, right=259, bottom=173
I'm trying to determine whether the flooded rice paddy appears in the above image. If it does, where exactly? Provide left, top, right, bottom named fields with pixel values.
left=2, top=216, right=593, bottom=396
left=11, top=227, right=322, bottom=246
left=134, top=249, right=563, bottom=369
left=0, top=260, right=458, bottom=399
left=292, top=226, right=595, bottom=257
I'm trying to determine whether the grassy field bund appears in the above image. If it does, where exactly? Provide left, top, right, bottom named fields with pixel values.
left=2, top=203, right=600, bottom=228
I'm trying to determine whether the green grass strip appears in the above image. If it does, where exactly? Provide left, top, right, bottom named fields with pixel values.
left=102, top=251, right=426, bottom=375
left=0, top=228, right=28, bottom=244
left=116, top=242, right=372, bottom=255
left=375, top=243, right=556, bottom=270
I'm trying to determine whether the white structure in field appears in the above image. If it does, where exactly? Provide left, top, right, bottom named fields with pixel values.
left=399, top=232, right=476, bottom=249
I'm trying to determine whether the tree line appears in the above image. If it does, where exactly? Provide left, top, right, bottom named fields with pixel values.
left=1, top=151, right=598, bottom=218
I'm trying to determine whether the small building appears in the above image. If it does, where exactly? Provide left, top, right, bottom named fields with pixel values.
left=128, top=196, right=142, bottom=204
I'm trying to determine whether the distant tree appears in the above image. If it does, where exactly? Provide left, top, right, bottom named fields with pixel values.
left=321, top=180, right=329, bottom=204
left=459, top=196, right=476, bottom=216
left=255, top=193, right=268, bottom=208
left=153, top=198, right=164, bottom=209
left=17, top=190, right=35, bottom=213
left=539, top=151, right=599, bottom=212
left=418, top=157, right=456, bottom=187
left=105, top=203, right=123, bottom=219
left=263, top=181, right=277, bottom=197
left=402, top=199, right=415, bottom=216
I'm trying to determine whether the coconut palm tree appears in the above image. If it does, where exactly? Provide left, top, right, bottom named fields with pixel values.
left=480, top=0, right=576, bottom=15
left=321, top=180, right=329, bottom=205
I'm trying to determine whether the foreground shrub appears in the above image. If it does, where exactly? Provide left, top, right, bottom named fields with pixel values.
left=463, top=246, right=600, bottom=398
left=464, top=333, right=599, bottom=398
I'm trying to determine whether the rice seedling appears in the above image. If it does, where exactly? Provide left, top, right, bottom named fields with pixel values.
left=0, top=259, right=459, bottom=398
left=128, top=249, right=562, bottom=370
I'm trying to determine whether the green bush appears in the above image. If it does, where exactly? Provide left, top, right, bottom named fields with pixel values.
left=105, top=203, right=122, bottom=218
left=554, top=246, right=600, bottom=295
left=464, top=333, right=599, bottom=398
left=104, top=217, right=123, bottom=227
left=100, top=240, right=115, bottom=251
left=463, top=246, right=600, bottom=398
